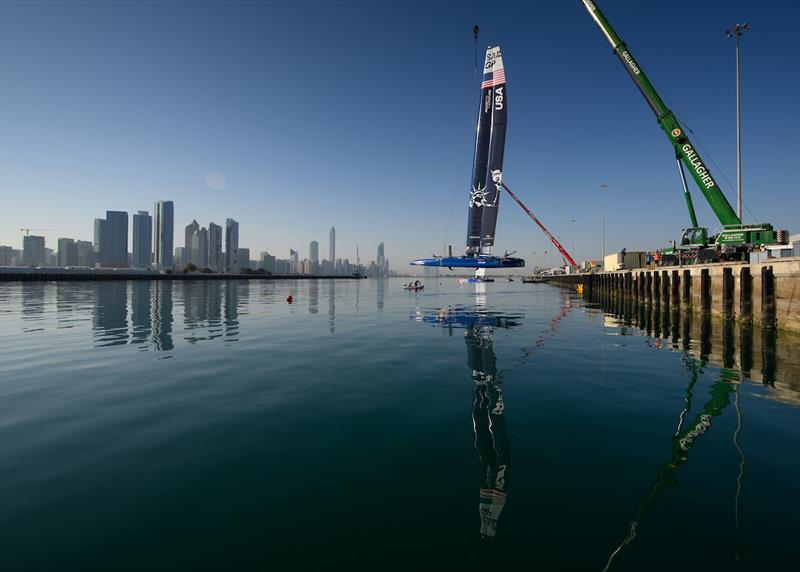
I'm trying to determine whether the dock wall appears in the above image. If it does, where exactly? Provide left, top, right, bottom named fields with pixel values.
left=547, top=258, right=800, bottom=334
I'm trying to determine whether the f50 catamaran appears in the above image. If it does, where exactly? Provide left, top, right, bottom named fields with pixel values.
left=411, top=45, right=524, bottom=272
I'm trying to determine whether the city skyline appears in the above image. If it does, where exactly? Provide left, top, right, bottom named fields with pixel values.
left=2, top=1, right=798, bottom=268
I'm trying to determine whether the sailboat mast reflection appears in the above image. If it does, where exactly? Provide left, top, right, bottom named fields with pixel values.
left=467, top=321, right=510, bottom=538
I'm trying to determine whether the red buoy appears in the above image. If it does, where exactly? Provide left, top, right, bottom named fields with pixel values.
left=287, top=295, right=293, bottom=303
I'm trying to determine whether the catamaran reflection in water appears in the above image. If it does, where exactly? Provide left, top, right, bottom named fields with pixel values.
left=411, top=44, right=524, bottom=277
left=413, top=286, right=520, bottom=537
left=467, top=322, right=511, bottom=538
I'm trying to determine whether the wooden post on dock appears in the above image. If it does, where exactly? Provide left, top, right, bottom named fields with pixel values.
left=661, top=270, right=670, bottom=303
left=700, top=268, right=711, bottom=315
left=722, top=267, right=734, bottom=320
left=653, top=271, right=661, bottom=303
left=761, top=266, right=776, bottom=329
left=682, top=269, right=691, bottom=305
left=646, top=271, right=652, bottom=302
left=671, top=270, right=680, bottom=306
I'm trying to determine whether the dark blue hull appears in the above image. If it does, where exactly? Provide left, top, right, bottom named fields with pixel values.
left=409, top=256, right=524, bottom=269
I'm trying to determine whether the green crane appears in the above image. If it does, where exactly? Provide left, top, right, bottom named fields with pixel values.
left=581, top=0, right=784, bottom=262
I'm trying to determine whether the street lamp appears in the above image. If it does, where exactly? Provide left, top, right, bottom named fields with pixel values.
left=569, top=219, right=576, bottom=261
left=725, top=23, right=749, bottom=221
left=600, top=183, right=608, bottom=260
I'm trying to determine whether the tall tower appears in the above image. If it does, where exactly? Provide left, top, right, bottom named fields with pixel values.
left=208, top=222, right=223, bottom=271
left=132, top=211, right=152, bottom=268
left=225, top=218, right=239, bottom=273
left=376, top=242, right=386, bottom=277
left=105, top=211, right=128, bottom=267
left=309, top=241, right=319, bottom=263
left=153, top=200, right=174, bottom=269
left=184, top=220, right=199, bottom=265
left=329, top=226, right=335, bottom=266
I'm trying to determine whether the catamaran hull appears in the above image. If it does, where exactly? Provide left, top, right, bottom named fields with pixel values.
left=410, top=256, right=524, bottom=269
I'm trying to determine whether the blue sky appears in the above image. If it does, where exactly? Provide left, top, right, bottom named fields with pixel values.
left=2, top=0, right=798, bottom=269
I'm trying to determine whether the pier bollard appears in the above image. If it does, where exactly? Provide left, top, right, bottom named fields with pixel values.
left=653, top=271, right=661, bottom=302
left=700, top=268, right=711, bottom=315
left=722, top=267, right=734, bottom=320
left=671, top=270, right=680, bottom=306
left=761, top=266, right=776, bottom=329
left=682, top=269, right=691, bottom=305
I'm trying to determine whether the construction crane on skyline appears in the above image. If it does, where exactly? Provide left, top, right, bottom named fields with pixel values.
left=20, top=228, right=59, bottom=236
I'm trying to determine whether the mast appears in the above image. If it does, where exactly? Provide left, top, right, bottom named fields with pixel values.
left=581, top=0, right=741, bottom=228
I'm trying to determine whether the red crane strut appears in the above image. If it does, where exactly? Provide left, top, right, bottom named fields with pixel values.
left=501, top=182, right=578, bottom=269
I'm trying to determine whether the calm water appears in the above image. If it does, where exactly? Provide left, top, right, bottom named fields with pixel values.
left=1, top=278, right=798, bottom=571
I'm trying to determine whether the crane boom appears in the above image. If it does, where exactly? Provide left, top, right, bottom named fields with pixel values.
left=581, top=0, right=741, bottom=228
left=501, top=182, right=578, bottom=269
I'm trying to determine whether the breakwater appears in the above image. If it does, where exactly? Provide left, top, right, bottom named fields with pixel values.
left=547, top=258, right=800, bottom=334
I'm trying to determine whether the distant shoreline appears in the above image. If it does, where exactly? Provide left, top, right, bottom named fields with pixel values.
left=0, top=271, right=367, bottom=282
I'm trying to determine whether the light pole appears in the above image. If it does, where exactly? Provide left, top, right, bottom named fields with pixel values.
left=600, top=184, right=608, bottom=261
left=570, top=219, right=576, bottom=259
left=726, top=23, right=749, bottom=221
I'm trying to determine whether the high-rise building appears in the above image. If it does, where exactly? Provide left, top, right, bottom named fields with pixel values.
left=105, top=211, right=128, bottom=267
left=289, top=248, right=299, bottom=274
left=208, top=222, right=223, bottom=271
left=260, top=252, right=276, bottom=274
left=309, top=240, right=320, bottom=275
left=184, top=220, right=199, bottom=265
left=239, top=248, right=250, bottom=271
left=329, top=227, right=336, bottom=267
left=76, top=240, right=94, bottom=267
left=376, top=242, right=388, bottom=277
left=0, top=245, right=12, bottom=266
left=57, top=238, right=78, bottom=267
left=23, top=235, right=46, bottom=266
left=225, top=218, right=239, bottom=273
left=132, top=211, right=152, bottom=268
left=154, top=200, right=174, bottom=269
left=174, top=247, right=186, bottom=265
left=191, top=227, right=209, bottom=268
left=94, top=218, right=107, bottom=265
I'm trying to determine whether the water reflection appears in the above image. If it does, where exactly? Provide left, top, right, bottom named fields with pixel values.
left=467, top=325, right=510, bottom=538
left=583, top=288, right=800, bottom=569
left=376, top=278, right=386, bottom=312
left=93, top=282, right=128, bottom=347
left=309, top=281, right=319, bottom=315
left=130, top=281, right=151, bottom=345
left=603, top=358, right=739, bottom=571
left=151, top=281, right=174, bottom=351
left=414, top=289, right=522, bottom=538
left=584, top=290, right=799, bottom=396
left=328, top=280, right=336, bottom=334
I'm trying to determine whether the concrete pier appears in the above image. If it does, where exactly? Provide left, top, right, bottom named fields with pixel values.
left=548, top=258, right=800, bottom=334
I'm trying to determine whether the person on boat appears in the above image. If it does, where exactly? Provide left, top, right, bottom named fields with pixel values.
left=414, top=280, right=420, bottom=288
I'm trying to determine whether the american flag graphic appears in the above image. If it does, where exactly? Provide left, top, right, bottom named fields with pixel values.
left=481, top=68, right=506, bottom=89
